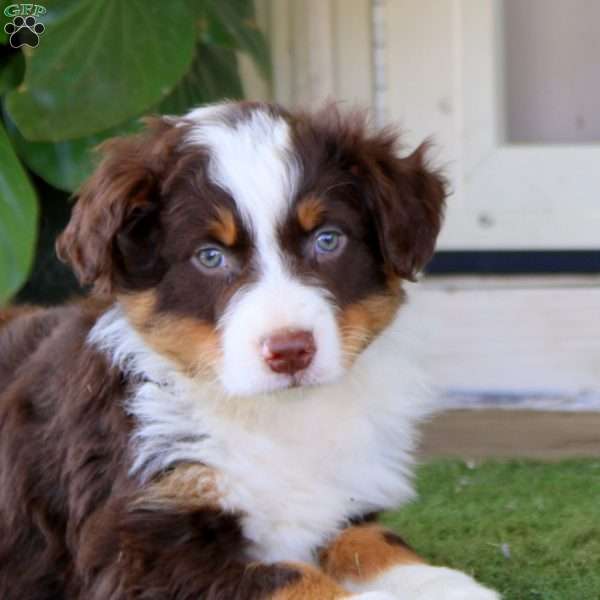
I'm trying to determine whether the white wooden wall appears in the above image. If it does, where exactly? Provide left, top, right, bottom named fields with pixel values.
left=242, top=0, right=600, bottom=406
left=410, top=276, right=600, bottom=410
left=251, top=0, right=600, bottom=251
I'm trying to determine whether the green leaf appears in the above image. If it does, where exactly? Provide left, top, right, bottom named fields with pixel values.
left=4, top=111, right=142, bottom=192
left=0, top=0, right=11, bottom=44
left=5, top=0, right=196, bottom=141
left=211, top=0, right=256, bottom=22
left=0, top=52, right=25, bottom=95
left=0, top=121, right=38, bottom=304
left=159, top=43, right=244, bottom=115
left=203, top=0, right=271, bottom=80
left=185, top=0, right=209, bottom=20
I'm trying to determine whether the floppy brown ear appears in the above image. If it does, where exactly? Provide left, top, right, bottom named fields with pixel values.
left=56, top=118, right=180, bottom=295
left=366, top=139, right=447, bottom=281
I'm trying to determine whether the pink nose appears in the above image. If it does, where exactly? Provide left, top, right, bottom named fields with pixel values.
left=262, top=330, right=316, bottom=375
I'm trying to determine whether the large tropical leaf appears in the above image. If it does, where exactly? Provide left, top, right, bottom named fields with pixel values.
left=202, top=0, right=271, bottom=80
left=0, top=0, right=11, bottom=44
left=7, top=40, right=245, bottom=192
left=0, top=121, right=37, bottom=303
left=5, top=112, right=142, bottom=192
left=5, top=0, right=196, bottom=141
left=0, top=52, right=24, bottom=95
left=159, top=43, right=244, bottom=115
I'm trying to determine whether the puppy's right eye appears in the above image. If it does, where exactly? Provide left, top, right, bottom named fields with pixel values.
left=315, top=230, right=342, bottom=254
left=192, top=246, right=227, bottom=272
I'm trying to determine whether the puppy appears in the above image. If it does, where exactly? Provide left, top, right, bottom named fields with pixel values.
left=0, top=102, right=498, bottom=599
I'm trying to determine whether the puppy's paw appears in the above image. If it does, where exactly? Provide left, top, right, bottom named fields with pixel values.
left=407, top=568, right=499, bottom=600
left=348, top=565, right=500, bottom=600
left=347, top=593, right=398, bottom=600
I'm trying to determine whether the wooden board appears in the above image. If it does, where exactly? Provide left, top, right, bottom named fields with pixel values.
left=407, top=276, right=600, bottom=401
left=267, top=0, right=373, bottom=108
left=419, top=410, right=600, bottom=459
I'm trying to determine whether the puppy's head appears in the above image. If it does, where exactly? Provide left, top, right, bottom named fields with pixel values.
left=58, top=102, right=446, bottom=396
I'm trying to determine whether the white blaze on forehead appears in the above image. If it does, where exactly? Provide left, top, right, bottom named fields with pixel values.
left=184, top=103, right=231, bottom=123
left=184, top=104, right=343, bottom=396
left=185, top=105, right=299, bottom=274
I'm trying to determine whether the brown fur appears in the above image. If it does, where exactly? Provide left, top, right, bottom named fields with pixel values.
left=290, top=104, right=446, bottom=281
left=320, top=524, right=423, bottom=584
left=56, top=118, right=189, bottom=295
left=0, top=304, right=42, bottom=329
left=0, top=302, right=134, bottom=598
left=0, top=303, right=332, bottom=599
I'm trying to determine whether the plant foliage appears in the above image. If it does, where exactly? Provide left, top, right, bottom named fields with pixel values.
left=0, top=0, right=270, bottom=302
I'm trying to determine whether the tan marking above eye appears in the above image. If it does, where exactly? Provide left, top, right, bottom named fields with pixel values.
left=208, top=206, right=237, bottom=246
left=297, top=196, right=326, bottom=232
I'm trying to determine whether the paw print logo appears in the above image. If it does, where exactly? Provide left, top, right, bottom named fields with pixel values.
left=4, top=15, right=45, bottom=48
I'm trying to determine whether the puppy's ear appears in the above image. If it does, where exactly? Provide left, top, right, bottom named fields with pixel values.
left=365, top=139, right=447, bottom=281
left=56, top=118, right=181, bottom=295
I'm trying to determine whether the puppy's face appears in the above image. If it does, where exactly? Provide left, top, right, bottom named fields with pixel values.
left=58, top=103, right=445, bottom=396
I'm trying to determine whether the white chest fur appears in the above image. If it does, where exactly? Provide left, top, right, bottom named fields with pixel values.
left=90, top=306, right=432, bottom=564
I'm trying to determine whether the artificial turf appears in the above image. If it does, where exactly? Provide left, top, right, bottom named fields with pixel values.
left=382, top=460, right=600, bottom=600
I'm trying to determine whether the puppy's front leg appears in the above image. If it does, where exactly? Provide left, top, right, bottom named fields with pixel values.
left=78, top=498, right=356, bottom=599
left=320, top=524, right=500, bottom=600
left=75, top=464, right=392, bottom=600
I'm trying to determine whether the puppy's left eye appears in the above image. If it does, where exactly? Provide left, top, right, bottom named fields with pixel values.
left=314, top=229, right=345, bottom=256
left=193, top=246, right=227, bottom=272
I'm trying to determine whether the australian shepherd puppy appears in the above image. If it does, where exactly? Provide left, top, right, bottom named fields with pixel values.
left=0, top=102, right=498, bottom=599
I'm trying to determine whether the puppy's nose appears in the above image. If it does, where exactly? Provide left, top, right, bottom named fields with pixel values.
left=262, top=330, right=316, bottom=375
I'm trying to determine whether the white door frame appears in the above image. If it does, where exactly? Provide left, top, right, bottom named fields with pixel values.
left=383, top=0, right=600, bottom=250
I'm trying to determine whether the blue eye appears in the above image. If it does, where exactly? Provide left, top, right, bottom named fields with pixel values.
left=195, top=246, right=225, bottom=270
left=315, top=230, right=343, bottom=254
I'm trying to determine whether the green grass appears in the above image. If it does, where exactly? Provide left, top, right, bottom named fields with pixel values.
left=382, top=460, right=600, bottom=600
